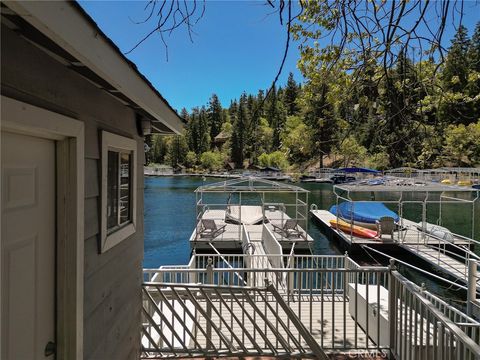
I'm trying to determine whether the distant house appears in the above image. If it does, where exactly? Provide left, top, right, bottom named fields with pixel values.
left=213, top=129, right=231, bottom=147
left=145, top=164, right=174, bottom=176
left=1, top=2, right=183, bottom=360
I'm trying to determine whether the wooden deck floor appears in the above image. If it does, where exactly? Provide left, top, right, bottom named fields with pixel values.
left=190, top=209, right=313, bottom=251
left=194, top=296, right=374, bottom=351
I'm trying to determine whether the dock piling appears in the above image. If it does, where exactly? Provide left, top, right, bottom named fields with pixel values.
left=467, top=259, right=478, bottom=317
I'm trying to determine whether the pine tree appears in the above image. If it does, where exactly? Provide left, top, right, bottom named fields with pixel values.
left=468, top=22, right=480, bottom=72
left=442, top=25, right=470, bottom=92
left=303, top=80, right=337, bottom=168
left=197, top=106, right=210, bottom=154
left=231, top=96, right=247, bottom=167
left=207, top=94, right=223, bottom=144
left=185, top=110, right=199, bottom=153
left=180, top=108, right=189, bottom=123
left=284, top=72, right=299, bottom=115
left=166, top=135, right=188, bottom=168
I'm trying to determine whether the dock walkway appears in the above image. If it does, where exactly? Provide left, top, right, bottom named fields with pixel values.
left=311, top=209, right=471, bottom=246
left=311, top=209, right=479, bottom=290
left=400, top=243, right=480, bottom=288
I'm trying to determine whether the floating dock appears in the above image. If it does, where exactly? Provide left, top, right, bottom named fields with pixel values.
left=311, top=209, right=479, bottom=291
left=191, top=177, right=314, bottom=254
left=311, top=209, right=471, bottom=246
left=191, top=207, right=313, bottom=252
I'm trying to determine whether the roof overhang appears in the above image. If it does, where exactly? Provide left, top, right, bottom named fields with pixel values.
left=2, top=1, right=184, bottom=134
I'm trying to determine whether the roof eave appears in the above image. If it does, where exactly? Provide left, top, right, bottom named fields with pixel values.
left=5, top=1, right=184, bottom=134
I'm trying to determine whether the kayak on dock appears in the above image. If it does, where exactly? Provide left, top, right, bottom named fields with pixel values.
left=329, top=201, right=399, bottom=229
left=329, top=218, right=378, bottom=239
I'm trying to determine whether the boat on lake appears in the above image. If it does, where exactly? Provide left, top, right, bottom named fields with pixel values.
left=329, top=218, right=378, bottom=239
left=329, top=201, right=400, bottom=229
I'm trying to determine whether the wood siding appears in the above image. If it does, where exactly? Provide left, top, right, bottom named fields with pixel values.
left=1, top=25, right=145, bottom=360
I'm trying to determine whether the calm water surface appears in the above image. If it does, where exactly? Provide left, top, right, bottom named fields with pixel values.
left=144, top=176, right=479, bottom=303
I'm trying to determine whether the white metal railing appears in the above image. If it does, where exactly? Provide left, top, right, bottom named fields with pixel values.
left=141, top=282, right=328, bottom=359
left=142, top=259, right=480, bottom=359
left=389, top=270, right=480, bottom=360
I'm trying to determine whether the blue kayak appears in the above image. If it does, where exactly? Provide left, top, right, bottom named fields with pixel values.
left=330, top=202, right=399, bottom=226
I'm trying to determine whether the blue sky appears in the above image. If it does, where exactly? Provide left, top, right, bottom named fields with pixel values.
left=79, top=1, right=479, bottom=112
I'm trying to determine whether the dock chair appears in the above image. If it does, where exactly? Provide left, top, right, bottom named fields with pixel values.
left=197, top=219, right=226, bottom=239
left=376, top=216, right=395, bottom=241
left=272, top=219, right=304, bottom=239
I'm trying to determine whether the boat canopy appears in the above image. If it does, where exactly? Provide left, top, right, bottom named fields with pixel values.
left=336, top=167, right=380, bottom=173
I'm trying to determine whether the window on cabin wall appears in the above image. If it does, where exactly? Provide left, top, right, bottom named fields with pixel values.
left=107, top=150, right=132, bottom=231
left=101, top=131, right=137, bottom=253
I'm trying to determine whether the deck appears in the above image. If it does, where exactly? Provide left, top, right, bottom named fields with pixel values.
left=195, top=295, right=374, bottom=351
left=190, top=209, right=313, bottom=251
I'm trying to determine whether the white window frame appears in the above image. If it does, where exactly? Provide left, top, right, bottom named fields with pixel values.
left=101, top=131, right=137, bottom=253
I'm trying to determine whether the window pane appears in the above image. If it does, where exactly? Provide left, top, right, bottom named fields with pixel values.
left=119, top=152, right=131, bottom=225
left=107, top=151, right=119, bottom=230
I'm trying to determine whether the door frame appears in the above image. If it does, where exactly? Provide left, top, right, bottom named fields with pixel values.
left=1, top=96, right=84, bottom=360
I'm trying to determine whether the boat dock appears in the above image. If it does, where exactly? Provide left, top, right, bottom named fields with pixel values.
left=191, top=207, right=314, bottom=252
left=190, top=177, right=314, bottom=254
left=311, top=209, right=472, bottom=247
left=311, top=207, right=479, bottom=294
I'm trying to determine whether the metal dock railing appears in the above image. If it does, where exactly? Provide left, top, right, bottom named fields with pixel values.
left=142, top=255, right=480, bottom=359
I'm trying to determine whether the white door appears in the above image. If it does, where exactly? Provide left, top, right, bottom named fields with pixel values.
left=1, top=131, right=56, bottom=359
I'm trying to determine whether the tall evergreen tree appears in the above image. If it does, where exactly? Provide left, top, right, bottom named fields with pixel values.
left=197, top=106, right=210, bottom=154
left=186, top=110, right=199, bottom=153
left=207, top=94, right=223, bottom=144
left=166, top=135, right=188, bottom=168
left=381, top=53, right=425, bottom=167
left=284, top=72, right=299, bottom=115
left=265, top=85, right=286, bottom=149
left=468, top=22, right=480, bottom=72
left=231, top=96, right=247, bottom=167
left=442, top=25, right=470, bottom=92
left=256, top=89, right=265, bottom=118
left=303, top=81, right=337, bottom=168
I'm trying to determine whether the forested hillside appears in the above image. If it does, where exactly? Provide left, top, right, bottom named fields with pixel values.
left=146, top=23, right=480, bottom=172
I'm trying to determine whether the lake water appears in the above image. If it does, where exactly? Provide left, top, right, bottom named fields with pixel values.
left=144, top=176, right=479, bottom=302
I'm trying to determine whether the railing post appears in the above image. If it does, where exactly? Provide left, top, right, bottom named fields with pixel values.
left=206, top=258, right=213, bottom=348
left=344, top=251, right=349, bottom=295
left=388, top=259, right=397, bottom=357
left=467, top=259, right=478, bottom=317
left=438, top=322, right=444, bottom=359
left=206, top=257, right=213, bottom=284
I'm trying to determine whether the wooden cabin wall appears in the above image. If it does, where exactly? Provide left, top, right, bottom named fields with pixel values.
left=1, top=25, right=145, bottom=360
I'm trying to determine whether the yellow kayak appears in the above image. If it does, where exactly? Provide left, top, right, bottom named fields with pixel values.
left=329, top=219, right=378, bottom=239
left=441, top=179, right=452, bottom=185
left=458, top=180, right=472, bottom=186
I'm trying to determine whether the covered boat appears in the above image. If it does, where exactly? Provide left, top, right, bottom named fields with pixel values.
left=329, top=201, right=399, bottom=229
